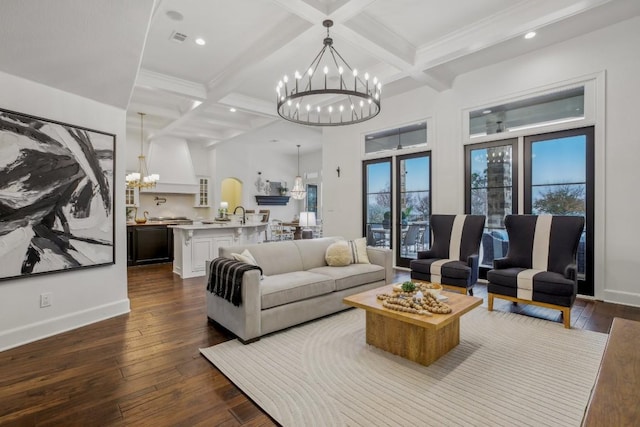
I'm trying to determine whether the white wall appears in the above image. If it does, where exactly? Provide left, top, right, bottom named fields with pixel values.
left=0, top=71, right=129, bottom=351
left=322, top=16, right=640, bottom=307
left=208, top=122, right=323, bottom=221
left=211, top=140, right=305, bottom=221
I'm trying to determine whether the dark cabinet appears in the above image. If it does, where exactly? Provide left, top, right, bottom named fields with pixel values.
left=127, top=225, right=173, bottom=266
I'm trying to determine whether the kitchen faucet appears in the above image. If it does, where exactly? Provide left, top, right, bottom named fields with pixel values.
left=234, top=206, right=246, bottom=224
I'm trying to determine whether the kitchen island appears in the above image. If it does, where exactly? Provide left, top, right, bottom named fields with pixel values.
left=170, top=222, right=268, bottom=279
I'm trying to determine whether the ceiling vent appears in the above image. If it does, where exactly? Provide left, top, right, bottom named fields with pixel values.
left=169, top=31, right=188, bottom=43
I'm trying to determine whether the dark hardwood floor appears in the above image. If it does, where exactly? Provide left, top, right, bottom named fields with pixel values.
left=2, top=264, right=640, bottom=426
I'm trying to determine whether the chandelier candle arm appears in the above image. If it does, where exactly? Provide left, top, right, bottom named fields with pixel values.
left=276, top=19, right=381, bottom=127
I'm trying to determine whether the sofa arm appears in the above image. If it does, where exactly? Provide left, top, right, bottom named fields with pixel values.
left=206, top=262, right=263, bottom=343
left=366, top=246, right=393, bottom=284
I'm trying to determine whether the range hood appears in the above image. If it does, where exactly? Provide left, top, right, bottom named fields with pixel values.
left=144, top=136, right=199, bottom=194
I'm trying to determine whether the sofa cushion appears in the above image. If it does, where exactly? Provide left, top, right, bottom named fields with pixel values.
left=233, top=241, right=304, bottom=276
left=325, top=241, right=352, bottom=266
left=293, top=237, right=341, bottom=270
left=487, top=268, right=575, bottom=297
left=308, top=264, right=385, bottom=291
left=260, top=271, right=335, bottom=309
left=411, top=258, right=471, bottom=280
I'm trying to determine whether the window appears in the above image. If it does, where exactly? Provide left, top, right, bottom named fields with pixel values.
left=465, top=140, right=518, bottom=269
left=364, top=122, right=427, bottom=154
left=396, top=152, right=431, bottom=268
left=363, top=158, right=392, bottom=250
left=469, top=86, right=585, bottom=138
left=525, top=127, right=594, bottom=295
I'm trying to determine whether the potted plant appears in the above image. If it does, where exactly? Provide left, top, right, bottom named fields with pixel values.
left=382, top=211, right=391, bottom=229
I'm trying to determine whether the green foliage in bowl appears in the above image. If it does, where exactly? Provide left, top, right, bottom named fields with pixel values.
left=401, top=281, right=416, bottom=292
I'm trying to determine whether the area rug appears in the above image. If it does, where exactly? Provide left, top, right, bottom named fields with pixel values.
left=200, top=308, right=607, bottom=427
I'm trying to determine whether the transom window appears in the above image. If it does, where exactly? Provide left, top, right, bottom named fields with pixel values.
left=469, top=86, right=584, bottom=138
left=364, top=122, right=427, bottom=154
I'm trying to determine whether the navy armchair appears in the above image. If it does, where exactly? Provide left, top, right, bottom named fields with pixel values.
left=487, top=214, right=584, bottom=328
left=410, top=214, right=486, bottom=295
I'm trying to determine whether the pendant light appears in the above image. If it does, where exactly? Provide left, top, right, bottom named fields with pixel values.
left=290, top=145, right=306, bottom=200
left=126, top=112, right=159, bottom=189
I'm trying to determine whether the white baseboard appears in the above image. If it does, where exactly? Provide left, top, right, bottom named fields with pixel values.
left=0, top=299, right=130, bottom=352
left=602, top=289, right=640, bottom=308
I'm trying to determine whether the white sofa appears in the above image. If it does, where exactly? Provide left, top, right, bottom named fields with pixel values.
left=206, top=237, right=393, bottom=343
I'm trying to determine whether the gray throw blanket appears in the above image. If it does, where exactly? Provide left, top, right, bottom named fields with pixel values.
left=207, top=258, right=262, bottom=306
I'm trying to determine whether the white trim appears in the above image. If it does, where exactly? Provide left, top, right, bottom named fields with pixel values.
left=532, top=216, right=552, bottom=270
left=593, top=70, right=606, bottom=301
left=449, top=215, right=465, bottom=260
left=0, top=299, right=130, bottom=352
left=430, top=259, right=454, bottom=284
left=516, top=269, right=544, bottom=300
left=601, top=289, right=640, bottom=308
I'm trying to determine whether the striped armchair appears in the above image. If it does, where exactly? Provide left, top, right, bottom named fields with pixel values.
left=486, top=214, right=584, bottom=328
left=410, top=214, right=486, bottom=295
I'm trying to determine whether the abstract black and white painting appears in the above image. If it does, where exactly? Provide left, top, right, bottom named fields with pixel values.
left=0, top=108, right=115, bottom=281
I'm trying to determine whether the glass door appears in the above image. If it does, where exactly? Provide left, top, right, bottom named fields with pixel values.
left=465, top=139, right=518, bottom=276
left=363, top=158, right=392, bottom=250
left=524, top=127, right=594, bottom=295
left=396, top=152, right=431, bottom=268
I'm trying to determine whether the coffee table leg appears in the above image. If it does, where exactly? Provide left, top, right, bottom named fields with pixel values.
left=365, top=312, right=460, bottom=366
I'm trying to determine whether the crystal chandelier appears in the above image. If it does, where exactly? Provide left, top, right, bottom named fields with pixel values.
left=276, top=20, right=382, bottom=126
left=290, top=145, right=306, bottom=200
left=126, top=112, right=159, bottom=189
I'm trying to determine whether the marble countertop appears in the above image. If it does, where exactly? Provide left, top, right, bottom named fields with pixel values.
left=168, top=222, right=268, bottom=230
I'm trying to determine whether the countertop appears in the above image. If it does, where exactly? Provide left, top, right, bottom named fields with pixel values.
left=168, top=222, right=268, bottom=230
left=127, top=221, right=184, bottom=226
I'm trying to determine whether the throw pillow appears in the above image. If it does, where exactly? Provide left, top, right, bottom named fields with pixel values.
left=348, top=237, right=370, bottom=264
left=325, top=241, right=352, bottom=267
left=231, top=249, right=267, bottom=279
left=231, top=249, right=258, bottom=265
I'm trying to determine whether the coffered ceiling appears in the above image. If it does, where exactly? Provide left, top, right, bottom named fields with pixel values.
left=1, top=0, right=640, bottom=154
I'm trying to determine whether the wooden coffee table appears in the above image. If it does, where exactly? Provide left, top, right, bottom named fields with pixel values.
left=343, top=283, right=482, bottom=366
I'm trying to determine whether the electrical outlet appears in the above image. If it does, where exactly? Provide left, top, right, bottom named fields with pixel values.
left=40, top=293, right=52, bottom=308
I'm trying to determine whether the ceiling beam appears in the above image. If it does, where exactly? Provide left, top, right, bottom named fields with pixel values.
left=136, top=69, right=207, bottom=100
left=153, top=17, right=311, bottom=139
left=218, top=93, right=279, bottom=119
left=414, top=0, right=613, bottom=70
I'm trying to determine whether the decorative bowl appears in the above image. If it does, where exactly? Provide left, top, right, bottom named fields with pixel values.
left=392, top=281, right=443, bottom=295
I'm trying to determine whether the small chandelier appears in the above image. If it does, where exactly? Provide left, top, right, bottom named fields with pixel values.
left=126, top=112, right=159, bottom=189
left=276, top=19, right=381, bottom=126
left=290, top=145, right=306, bottom=200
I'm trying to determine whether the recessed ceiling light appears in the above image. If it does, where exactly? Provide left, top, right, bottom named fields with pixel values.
left=195, top=38, right=206, bottom=46
left=483, top=109, right=492, bottom=114
left=524, top=31, right=537, bottom=40
left=229, top=108, right=236, bottom=112
left=166, top=10, right=183, bottom=21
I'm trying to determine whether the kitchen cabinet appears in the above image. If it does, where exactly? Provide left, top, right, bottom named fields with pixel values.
left=127, top=224, right=173, bottom=266
left=170, top=223, right=268, bottom=278
left=194, top=177, right=210, bottom=207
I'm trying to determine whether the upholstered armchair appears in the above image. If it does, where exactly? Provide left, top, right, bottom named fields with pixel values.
left=410, top=214, right=486, bottom=295
left=487, top=214, right=584, bottom=328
